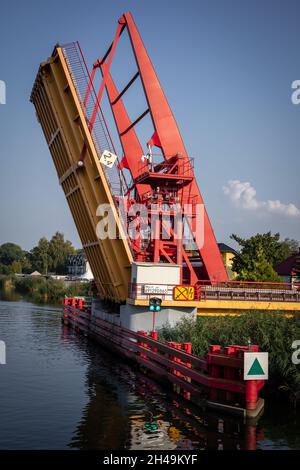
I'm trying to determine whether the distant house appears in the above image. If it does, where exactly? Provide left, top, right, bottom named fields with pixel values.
left=67, top=251, right=93, bottom=280
left=29, top=270, right=42, bottom=277
left=218, top=243, right=238, bottom=279
left=183, top=242, right=238, bottom=280
left=275, top=249, right=300, bottom=284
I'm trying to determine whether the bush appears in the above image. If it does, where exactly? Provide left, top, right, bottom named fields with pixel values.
left=159, top=312, right=300, bottom=405
left=0, top=264, right=13, bottom=275
left=0, top=274, right=14, bottom=289
left=9, top=276, right=91, bottom=304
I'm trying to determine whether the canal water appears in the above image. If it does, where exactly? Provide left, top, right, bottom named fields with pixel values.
left=0, top=298, right=299, bottom=450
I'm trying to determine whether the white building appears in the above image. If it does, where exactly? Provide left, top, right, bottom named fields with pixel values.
left=67, top=251, right=93, bottom=280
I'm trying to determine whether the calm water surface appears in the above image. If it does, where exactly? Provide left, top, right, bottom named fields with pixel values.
left=0, top=298, right=299, bottom=450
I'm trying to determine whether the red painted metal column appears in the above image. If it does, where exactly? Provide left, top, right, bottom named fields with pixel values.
left=150, top=330, right=158, bottom=353
left=224, top=346, right=237, bottom=403
left=245, top=381, right=258, bottom=411
left=122, top=12, right=228, bottom=282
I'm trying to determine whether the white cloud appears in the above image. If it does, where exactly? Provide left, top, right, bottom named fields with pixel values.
left=223, top=179, right=300, bottom=217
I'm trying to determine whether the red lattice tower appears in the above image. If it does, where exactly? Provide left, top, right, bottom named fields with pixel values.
left=77, top=12, right=228, bottom=285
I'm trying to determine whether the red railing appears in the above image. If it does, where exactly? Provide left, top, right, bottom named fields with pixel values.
left=62, top=300, right=266, bottom=417
left=196, top=279, right=300, bottom=291
left=128, top=281, right=300, bottom=303
left=137, top=156, right=194, bottom=180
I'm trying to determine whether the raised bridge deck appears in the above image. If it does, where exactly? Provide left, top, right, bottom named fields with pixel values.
left=128, top=281, right=300, bottom=315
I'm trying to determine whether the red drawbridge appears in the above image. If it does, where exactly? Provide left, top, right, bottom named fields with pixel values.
left=31, top=11, right=228, bottom=302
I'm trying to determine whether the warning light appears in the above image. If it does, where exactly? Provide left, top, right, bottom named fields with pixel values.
left=149, top=297, right=162, bottom=312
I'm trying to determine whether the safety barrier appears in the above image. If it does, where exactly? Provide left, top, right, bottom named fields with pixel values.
left=63, top=296, right=92, bottom=310
left=62, top=299, right=266, bottom=418
left=128, top=281, right=300, bottom=303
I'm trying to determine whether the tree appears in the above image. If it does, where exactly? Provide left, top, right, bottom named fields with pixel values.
left=30, top=237, right=50, bottom=274
left=0, top=242, right=24, bottom=266
left=48, top=232, right=75, bottom=274
left=238, top=247, right=281, bottom=282
left=230, top=232, right=282, bottom=282
left=275, top=238, right=299, bottom=266
left=10, top=260, right=23, bottom=274
left=0, top=263, right=13, bottom=275
left=21, top=252, right=32, bottom=274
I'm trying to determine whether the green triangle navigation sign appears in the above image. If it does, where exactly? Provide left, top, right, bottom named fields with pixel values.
left=244, top=352, right=268, bottom=380
left=248, top=358, right=265, bottom=376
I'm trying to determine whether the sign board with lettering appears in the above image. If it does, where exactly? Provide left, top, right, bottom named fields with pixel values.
left=144, top=285, right=168, bottom=295
left=100, top=150, right=118, bottom=168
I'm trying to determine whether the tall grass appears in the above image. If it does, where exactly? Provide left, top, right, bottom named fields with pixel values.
left=0, top=275, right=90, bottom=304
left=160, top=312, right=300, bottom=406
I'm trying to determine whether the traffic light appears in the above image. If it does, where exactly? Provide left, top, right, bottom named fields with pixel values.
left=149, top=297, right=162, bottom=312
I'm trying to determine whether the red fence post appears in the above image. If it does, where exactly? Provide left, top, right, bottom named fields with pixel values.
left=239, top=344, right=259, bottom=413
left=174, top=343, right=182, bottom=394
left=150, top=330, right=158, bottom=352
left=63, top=298, right=69, bottom=319
left=137, top=330, right=148, bottom=359
left=183, top=342, right=192, bottom=363
left=224, top=346, right=237, bottom=403
left=174, top=343, right=182, bottom=377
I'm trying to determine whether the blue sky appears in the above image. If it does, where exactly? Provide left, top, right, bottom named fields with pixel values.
left=0, top=0, right=299, bottom=250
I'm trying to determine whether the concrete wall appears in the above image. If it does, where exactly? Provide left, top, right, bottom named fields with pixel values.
left=91, top=298, right=197, bottom=333
left=131, top=261, right=180, bottom=285
left=120, top=304, right=197, bottom=332
left=91, top=300, right=121, bottom=326
left=130, top=261, right=181, bottom=301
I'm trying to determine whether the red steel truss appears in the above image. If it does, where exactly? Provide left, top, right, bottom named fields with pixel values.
left=80, top=12, right=228, bottom=284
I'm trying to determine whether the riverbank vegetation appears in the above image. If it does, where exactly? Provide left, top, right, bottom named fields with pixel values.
left=160, top=312, right=300, bottom=406
left=0, top=275, right=90, bottom=304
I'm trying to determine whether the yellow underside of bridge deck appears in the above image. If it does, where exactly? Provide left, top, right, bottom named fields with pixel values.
left=127, top=298, right=300, bottom=315
left=31, top=47, right=133, bottom=302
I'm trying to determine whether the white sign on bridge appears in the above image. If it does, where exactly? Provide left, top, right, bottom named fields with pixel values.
left=244, top=352, right=268, bottom=380
left=144, top=285, right=168, bottom=295
left=100, top=150, right=118, bottom=168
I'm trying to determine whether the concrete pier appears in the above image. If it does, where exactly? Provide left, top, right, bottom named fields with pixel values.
left=120, top=304, right=197, bottom=332
left=91, top=299, right=197, bottom=333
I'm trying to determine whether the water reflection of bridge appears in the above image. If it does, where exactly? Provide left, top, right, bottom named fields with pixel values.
left=64, top=326, right=262, bottom=450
